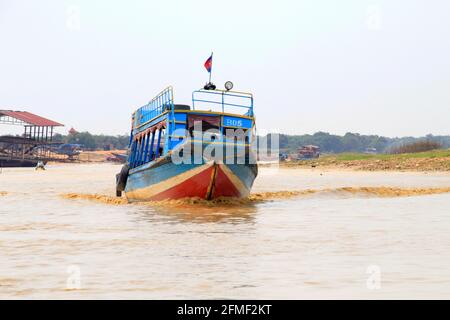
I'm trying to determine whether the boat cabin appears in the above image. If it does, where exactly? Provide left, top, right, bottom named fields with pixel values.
left=127, top=87, right=255, bottom=169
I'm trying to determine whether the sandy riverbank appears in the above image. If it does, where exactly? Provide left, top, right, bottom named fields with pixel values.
left=279, top=149, right=450, bottom=172
left=77, top=150, right=126, bottom=162
left=46, top=150, right=126, bottom=164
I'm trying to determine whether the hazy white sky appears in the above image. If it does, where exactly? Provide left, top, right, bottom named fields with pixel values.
left=0, top=0, right=449, bottom=137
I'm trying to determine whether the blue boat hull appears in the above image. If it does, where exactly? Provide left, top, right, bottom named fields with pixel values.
left=124, top=151, right=257, bottom=202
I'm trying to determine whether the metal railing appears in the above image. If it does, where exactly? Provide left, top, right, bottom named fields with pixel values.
left=192, top=89, right=254, bottom=116
left=134, top=86, right=174, bottom=128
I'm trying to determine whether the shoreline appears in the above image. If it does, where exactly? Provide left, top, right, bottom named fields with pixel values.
left=275, top=161, right=450, bottom=173
left=276, top=149, right=450, bottom=172
left=40, top=148, right=450, bottom=174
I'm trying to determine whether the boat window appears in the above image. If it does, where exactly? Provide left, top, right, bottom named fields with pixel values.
left=187, top=115, right=220, bottom=136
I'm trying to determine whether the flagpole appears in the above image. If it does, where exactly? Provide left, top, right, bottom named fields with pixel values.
left=209, top=52, right=213, bottom=83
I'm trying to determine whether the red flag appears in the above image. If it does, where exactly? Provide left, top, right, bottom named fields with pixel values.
left=204, top=54, right=212, bottom=73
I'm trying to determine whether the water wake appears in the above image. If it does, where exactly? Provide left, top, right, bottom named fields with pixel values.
left=62, top=193, right=129, bottom=205
left=60, top=186, right=450, bottom=207
left=330, top=186, right=450, bottom=197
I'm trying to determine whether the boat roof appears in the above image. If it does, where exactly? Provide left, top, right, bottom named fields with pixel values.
left=0, top=110, right=64, bottom=127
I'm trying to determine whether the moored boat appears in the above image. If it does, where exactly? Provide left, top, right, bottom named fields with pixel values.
left=116, top=85, right=258, bottom=201
left=0, top=158, right=41, bottom=168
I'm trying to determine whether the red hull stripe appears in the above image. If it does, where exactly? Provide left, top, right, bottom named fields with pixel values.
left=212, top=166, right=241, bottom=198
left=149, top=166, right=214, bottom=200
left=127, top=163, right=250, bottom=201
left=218, top=164, right=250, bottom=197
left=125, top=163, right=213, bottom=201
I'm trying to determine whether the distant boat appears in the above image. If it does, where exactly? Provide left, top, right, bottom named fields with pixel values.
left=297, top=145, right=320, bottom=159
left=52, top=144, right=82, bottom=158
left=0, top=159, right=41, bottom=168
left=107, top=152, right=127, bottom=163
left=116, top=85, right=258, bottom=201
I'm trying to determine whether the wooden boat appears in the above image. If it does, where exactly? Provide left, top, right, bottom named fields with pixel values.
left=116, top=86, right=258, bottom=201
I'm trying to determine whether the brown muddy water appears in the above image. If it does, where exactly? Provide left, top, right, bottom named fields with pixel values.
left=1, top=163, right=450, bottom=299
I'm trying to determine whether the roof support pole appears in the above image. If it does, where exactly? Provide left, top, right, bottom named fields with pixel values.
left=143, top=132, right=150, bottom=163
left=155, top=129, right=162, bottom=159
left=149, top=130, right=156, bottom=161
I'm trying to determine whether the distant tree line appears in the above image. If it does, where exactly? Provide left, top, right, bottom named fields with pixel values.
left=52, top=132, right=129, bottom=150
left=51, top=131, right=450, bottom=153
left=273, top=132, right=450, bottom=154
